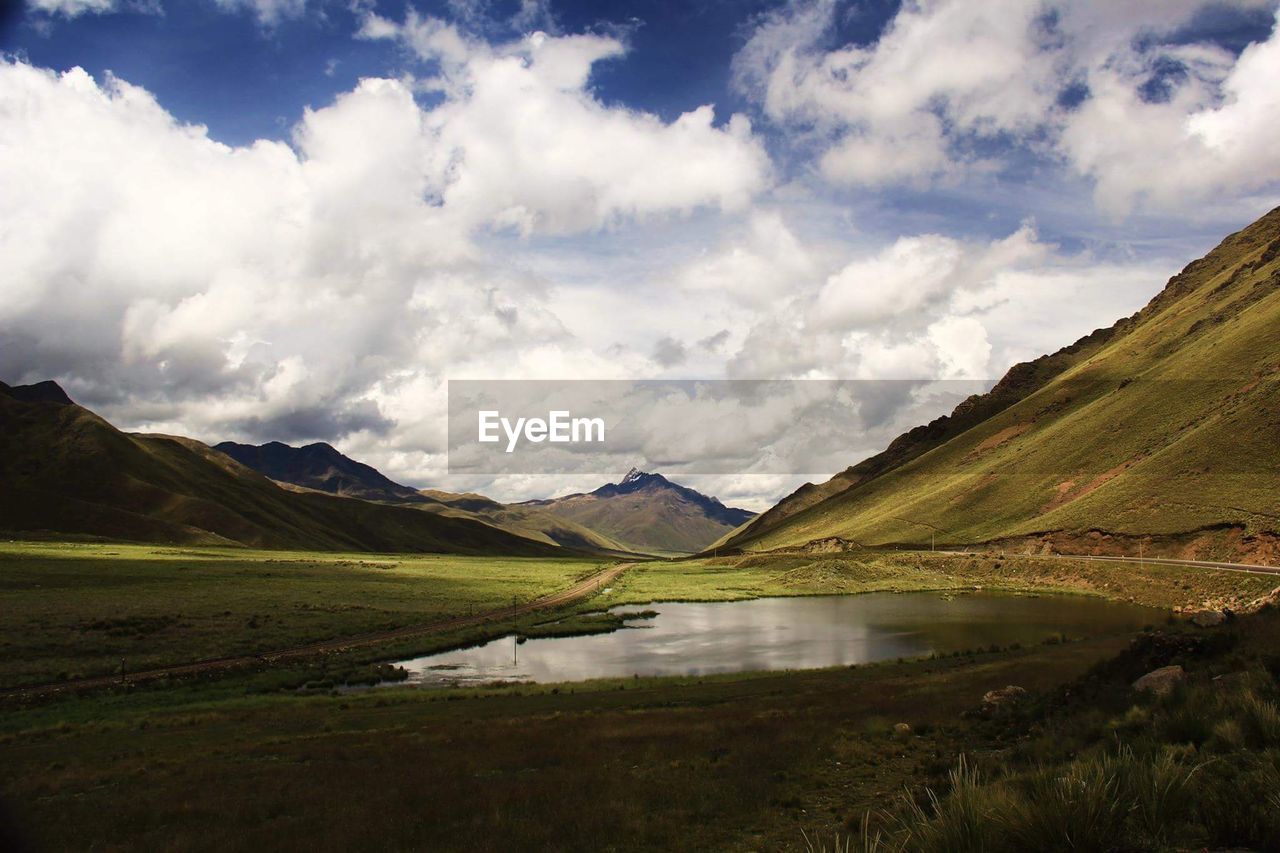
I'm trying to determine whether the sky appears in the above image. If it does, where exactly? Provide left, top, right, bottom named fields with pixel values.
left=1, top=0, right=1279, bottom=510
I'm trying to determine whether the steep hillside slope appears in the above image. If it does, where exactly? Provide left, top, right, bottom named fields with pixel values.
left=524, top=469, right=755, bottom=554
left=0, top=387, right=564, bottom=555
left=722, top=207, right=1280, bottom=561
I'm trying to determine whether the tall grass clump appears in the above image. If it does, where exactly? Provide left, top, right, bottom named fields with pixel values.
left=891, top=757, right=1013, bottom=852
left=1236, top=690, right=1280, bottom=747
left=834, top=664, right=1280, bottom=851
left=1002, top=752, right=1133, bottom=850
left=839, top=750, right=1201, bottom=853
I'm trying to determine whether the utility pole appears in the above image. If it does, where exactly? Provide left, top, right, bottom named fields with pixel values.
left=1139, top=540, right=1144, bottom=569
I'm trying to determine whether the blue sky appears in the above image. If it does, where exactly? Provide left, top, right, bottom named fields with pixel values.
left=2, top=0, right=1279, bottom=506
left=5, top=1, right=785, bottom=143
left=17, top=2, right=1269, bottom=153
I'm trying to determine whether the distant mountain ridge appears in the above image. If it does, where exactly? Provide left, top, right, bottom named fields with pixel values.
left=593, top=468, right=756, bottom=528
left=523, top=468, right=756, bottom=555
left=215, top=440, right=425, bottom=503
left=216, top=439, right=755, bottom=556
left=215, top=440, right=642, bottom=556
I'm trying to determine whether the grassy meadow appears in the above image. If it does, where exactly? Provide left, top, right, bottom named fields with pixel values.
left=3, top=541, right=1276, bottom=691
left=0, top=541, right=601, bottom=688
left=601, top=551, right=1278, bottom=612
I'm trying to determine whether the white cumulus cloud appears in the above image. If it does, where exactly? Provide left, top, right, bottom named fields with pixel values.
left=28, top=0, right=119, bottom=17
left=361, top=11, right=770, bottom=234
left=734, top=0, right=1280, bottom=213
left=0, top=25, right=768, bottom=486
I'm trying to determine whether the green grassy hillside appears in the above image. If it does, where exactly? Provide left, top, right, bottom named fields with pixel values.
left=723, top=207, right=1280, bottom=560
left=0, top=389, right=565, bottom=556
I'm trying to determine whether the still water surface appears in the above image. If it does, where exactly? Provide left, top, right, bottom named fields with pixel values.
left=392, top=592, right=1162, bottom=687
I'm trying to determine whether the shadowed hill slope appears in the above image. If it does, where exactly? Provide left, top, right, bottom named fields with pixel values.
left=0, top=387, right=566, bottom=555
left=720, top=207, right=1280, bottom=562
left=214, top=440, right=426, bottom=503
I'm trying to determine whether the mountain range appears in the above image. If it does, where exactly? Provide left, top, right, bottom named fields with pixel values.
left=5, top=208, right=1278, bottom=561
left=0, top=383, right=562, bottom=556
left=214, top=440, right=427, bottom=503
left=718, top=206, right=1280, bottom=563
left=0, top=386, right=749, bottom=555
left=212, top=439, right=643, bottom=554
left=213, top=441, right=752, bottom=556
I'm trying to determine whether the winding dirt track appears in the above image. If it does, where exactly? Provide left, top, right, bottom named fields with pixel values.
left=0, top=562, right=635, bottom=702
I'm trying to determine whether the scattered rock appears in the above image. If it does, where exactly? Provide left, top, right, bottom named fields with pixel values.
left=981, top=685, right=1027, bottom=714
left=1190, top=610, right=1227, bottom=628
left=1211, top=672, right=1252, bottom=692
left=797, top=536, right=861, bottom=554
left=893, top=723, right=912, bottom=736
left=1133, top=665, right=1185, bottom=696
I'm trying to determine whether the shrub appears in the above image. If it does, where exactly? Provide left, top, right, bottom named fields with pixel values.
left=1003, top=754, right=1133, bottom=851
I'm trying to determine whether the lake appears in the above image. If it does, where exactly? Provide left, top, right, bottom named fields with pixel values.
left=390, top=591, right=1163, bottom=687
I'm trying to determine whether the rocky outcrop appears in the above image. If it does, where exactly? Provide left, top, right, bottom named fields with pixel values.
left=1189, top=610, right=1227, bottom=628
left=1132, top=665, right=1185, bottom=696
left=980, top=685, right=1027, bottom=714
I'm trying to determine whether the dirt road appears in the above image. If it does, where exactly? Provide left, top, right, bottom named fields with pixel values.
left=935, top=550, right=1280, bottom=577
left=1, top=561, right=635, bottom=701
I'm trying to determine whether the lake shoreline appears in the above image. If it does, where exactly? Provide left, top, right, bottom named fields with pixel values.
left=383, top=589, right=1166, bottom=689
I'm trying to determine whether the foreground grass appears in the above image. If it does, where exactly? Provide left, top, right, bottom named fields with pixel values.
left=0, top=634, right=1135, bottom=852
left=0, top=541, right=600, bottom=688
left=841, top=604, right=1280, bottom=852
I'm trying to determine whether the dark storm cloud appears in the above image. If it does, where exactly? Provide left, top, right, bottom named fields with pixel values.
left=228, top=398, right=394, bottom=445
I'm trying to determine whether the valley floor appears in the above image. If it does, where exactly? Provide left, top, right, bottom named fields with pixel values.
left=2, top=541, right=1279, bottom=851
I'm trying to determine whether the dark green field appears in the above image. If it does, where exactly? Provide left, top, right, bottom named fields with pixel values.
left=0, top=631, right=1147, bottom=852
left=0, top=542, right=601, bottom=688
left=3, top=540, right=1279, bottom=851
